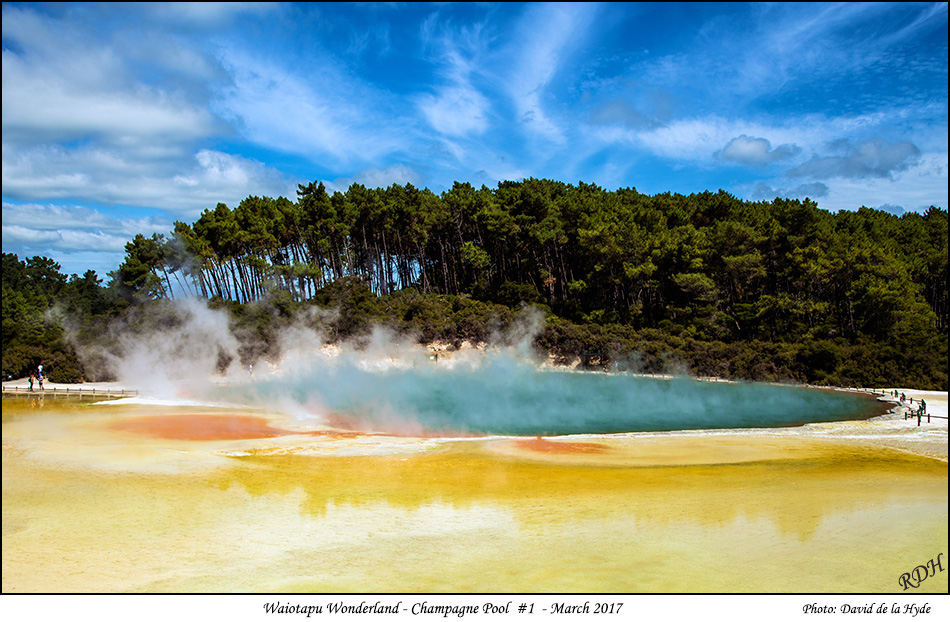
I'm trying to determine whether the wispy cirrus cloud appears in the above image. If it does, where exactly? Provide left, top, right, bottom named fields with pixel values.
left=216, top=49, right=415, bottom=166
left=416, top=14, right=493, bottom=139
left=503, top=2, right=602, bottom=145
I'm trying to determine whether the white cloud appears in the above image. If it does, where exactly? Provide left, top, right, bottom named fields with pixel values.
left=1, top=201, right=172, bottom=276
left=745, top=151, right=947, bottom=212
left=816, top=151, right=948, bottom=212
left=788, top=138, right=922, bottom=180
left=0, top=4, right=293, bottom=228
left=615, top=117, right=737, bottom=161
left=2, top=144, right=295, bottom=215
left=425, top=88, right=489, bottom=137
left=1, top=61, right=215, bottom=146
left=1, top=10, right=219, bottom=148
left=587, top=108, right=938, bottom=173
left=2, top=202, right=163, bottom=236
left=2, top=222, right=129, bottom=254
left=716, top=135, right=801, bottom=167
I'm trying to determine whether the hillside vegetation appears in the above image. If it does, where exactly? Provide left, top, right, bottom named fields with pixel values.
left=3, top=180, right=947, bottom=389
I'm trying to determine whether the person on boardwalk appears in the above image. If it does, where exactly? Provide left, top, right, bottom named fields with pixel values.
left=38, top=375, right=44, bottom=391
left=29, top=374, right=35, bottom=392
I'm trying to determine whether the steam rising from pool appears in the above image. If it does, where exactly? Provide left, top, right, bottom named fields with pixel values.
left=215, top=355, right=880, bottom=436
left=79, top=298, right=881, bottom=437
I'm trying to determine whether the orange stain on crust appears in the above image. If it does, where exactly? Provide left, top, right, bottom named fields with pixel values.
left=110, top=414, right=292, bottom=441
left=109, top=413, right=380, bottom=441
left=515, top=436, right=607, bottom=454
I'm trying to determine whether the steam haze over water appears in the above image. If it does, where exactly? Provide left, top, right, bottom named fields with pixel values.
left=86, top=299, right=882, bottom=437
left=213, top=355, right=882, bottom=437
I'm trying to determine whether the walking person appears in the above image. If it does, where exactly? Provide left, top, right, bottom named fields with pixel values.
left=29, top=374, right=34, bottom=392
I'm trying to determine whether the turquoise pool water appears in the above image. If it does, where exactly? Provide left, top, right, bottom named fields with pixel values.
left=216, top=355, right=883, bottom=436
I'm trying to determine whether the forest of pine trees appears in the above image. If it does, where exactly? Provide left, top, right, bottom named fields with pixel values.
left=3, top=179, right=947, bottom=389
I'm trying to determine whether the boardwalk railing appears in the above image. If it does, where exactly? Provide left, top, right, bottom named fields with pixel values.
left=903, top=409, right=947, bottom=425
left=890, top=393, right=947, bottom=425
left=854, top=387, right=946, bottom=425
left=1, top=385, right=138, bottom=399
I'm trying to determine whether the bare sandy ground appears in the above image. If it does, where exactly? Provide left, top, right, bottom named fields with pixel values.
left=833, top=388, right=948, bottom=461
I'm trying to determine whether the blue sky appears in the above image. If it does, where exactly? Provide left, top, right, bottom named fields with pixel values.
left=2, top=2, right=947, bottom=278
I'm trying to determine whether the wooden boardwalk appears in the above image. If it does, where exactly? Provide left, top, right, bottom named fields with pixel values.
left=2, top=384, right=137, bottom=399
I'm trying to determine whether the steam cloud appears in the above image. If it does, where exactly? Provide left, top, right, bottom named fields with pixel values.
left=77, top=299, right=878, bottom=436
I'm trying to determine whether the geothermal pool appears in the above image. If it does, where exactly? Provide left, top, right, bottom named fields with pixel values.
left=211, top=358, right=885, bottom=436
left=2, top=367, right=947, bottom=594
